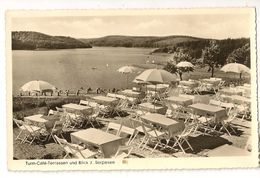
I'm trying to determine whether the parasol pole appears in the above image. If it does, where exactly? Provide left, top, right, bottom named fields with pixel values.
left=154, top=84, right=157, bottom=110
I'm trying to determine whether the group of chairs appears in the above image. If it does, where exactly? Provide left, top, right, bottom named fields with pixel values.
left=13, top=79, right=252, bottom=158
left=178, top=78, right=225, bottom=95
left=178, top=98, right=247, bottom=137
left=13, top=116, right=64, bottom=145
left=53, top=134, right=134, bottom=159
left=104, top=109, right=198, bottom=154
left=14, top=109, right=135, bottom=159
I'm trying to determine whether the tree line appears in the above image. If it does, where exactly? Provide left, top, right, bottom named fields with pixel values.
left=12, top=31, right=92, bottom=50
left=163, top=39, right=250, bottom=79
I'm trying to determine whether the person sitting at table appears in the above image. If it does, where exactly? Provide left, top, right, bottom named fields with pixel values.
left=87, top=87, right=92, bottom=93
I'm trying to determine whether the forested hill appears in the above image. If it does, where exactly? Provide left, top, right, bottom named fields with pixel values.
left=12, top=31, right=92, bottom=50
left=153, top=38, right=250, bottom=59
left=80, top=35, right=249, bottom=61
left=79, top=35, right=206, bottom=48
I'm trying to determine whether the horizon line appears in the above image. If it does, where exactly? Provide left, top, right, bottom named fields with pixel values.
left=12, top=30, right=250, bottom=40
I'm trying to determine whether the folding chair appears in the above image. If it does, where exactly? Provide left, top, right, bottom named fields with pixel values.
left=43, top=120, right=65, bottom=143
left=193, top=81, right=206, bottom=95
left=129, top=112, right=152, bottom=141
left=196, top=115, right=217, bottom=134
left=235, top=104, right=250, bottom=121
left=179, top=94, right=195, bottom=103
left=178, top=85, right=192, bottom=94
left=118, top=125, right=136, bottom=145
left=167, top=103, right=182, bottom=120
left=218, top=109, right=238, bottom=136
left=58, top=110, right=72, bottom=129
left=220, top=102, right=235, bottom=116
left=217, top=81, right=225, bottom=90
left=126, top=97, right=138, bottom=110
left=209, top=99, right=221, bottom=107
left=47, top=109, right=55, bottom=116
left=139, top=120, right=167, bottom=153
left=14, top=118, right=43, bottom=145
left=111, top=98, right=128, bottom=116
left=13, top=118, right=31, bottom=143
left=66, top=111, right=83, bottom=129
left=171, top=124, right=197, bottom=153
left=88, top=101, right=99, bottom=108
left=98, top=105, right=112, bottom=118
left=54, top=135, right=97, bottom=159
left=106, top=121, right=122, bottom=134
left=79, top=100, right=89, bottom=106
left=177, top=107, right=197, bottom=124
left=85, top=105, right=101, bottom=128
left=56, top=107, right=64, bottom=113
left=112, top=145, right=134, bottom=159
left=165, top=109, right=173, bottom=118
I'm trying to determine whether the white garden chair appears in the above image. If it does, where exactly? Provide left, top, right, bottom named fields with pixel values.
left=171, top=123, right=197, bottom=154
left=79, top=100, right=89, bottom=106
left=13, top=118, right=43, bottom=145
left=112, top=145, right=134, bottom=159
left=54, top=135, right=97, bottom=159
left=218, top=109, right=238, bottom=136
left=139, top=120, right=167, bottom=153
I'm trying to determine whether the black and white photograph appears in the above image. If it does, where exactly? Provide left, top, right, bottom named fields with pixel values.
left=6, top=8, right=259, bottom=170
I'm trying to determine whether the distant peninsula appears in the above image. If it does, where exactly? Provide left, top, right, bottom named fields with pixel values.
left=79, top=35, right=249, bottom=59
left=79, top=35, right=204, bottom=48
left=12, top=31, right=92, bottom=50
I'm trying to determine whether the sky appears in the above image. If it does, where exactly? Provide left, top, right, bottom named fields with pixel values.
left=11, top=13, right=251, bottom=39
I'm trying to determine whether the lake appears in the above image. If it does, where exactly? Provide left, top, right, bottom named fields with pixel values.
left=12, top=47, right=172, bottom=94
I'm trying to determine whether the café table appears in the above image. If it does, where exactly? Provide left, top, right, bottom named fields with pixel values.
left=236, top=86, right=251, bottom=98
left=219, top=88, right=243, bottom=96
left=231, top=95, right=251, bottom=105
left=219, top=102, right=235, bottom=113
left=139, top=102, right=167, bottom=115
left=24, top=114, right=49, bottom=130
left=165, top=96, right=193, bottom=107
left=220, top=95, right=251, bottom=105
left=202, top=78, right=221, bottom=86
left=141, top=113, right=185, bottom=137
left=62, top=103, right=93, bottom=115
left=189, top=103, right=227, bottom=121
left=24, top=114, right=47, bottom=123
left=92, top=96, right=118, bottom=106
left=121, top=89, right=141, bottom=98
left=179, top=81, right=198, bottom=88
left=70, top=128, right=124, bottom=158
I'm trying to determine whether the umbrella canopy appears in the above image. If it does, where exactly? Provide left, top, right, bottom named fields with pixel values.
left=118, top=66, right=139, bottom=88
left=20, top=80, right=56, bottom=92
left=135, top=69, right=177, bottom=84
left=220, top=63, right=250, bottom=74
left=176, top=61, right=194, bottom=68
left=117, top=66, right=137, bottom=74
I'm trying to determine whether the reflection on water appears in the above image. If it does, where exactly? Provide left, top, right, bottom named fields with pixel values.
left=12, top=47, right=172, bottom=94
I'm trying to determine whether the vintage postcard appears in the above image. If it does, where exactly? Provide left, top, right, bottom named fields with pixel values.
left=6, top=8, right=259, bottom=170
